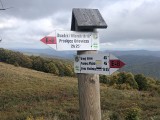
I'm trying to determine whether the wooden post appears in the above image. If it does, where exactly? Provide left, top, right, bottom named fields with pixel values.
left=77, top=53, right=101, bottom=120
left=71, top=8, right=107, bottom=120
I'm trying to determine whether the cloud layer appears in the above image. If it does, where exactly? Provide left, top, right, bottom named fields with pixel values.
left=0, top=0, right=160, bottom=50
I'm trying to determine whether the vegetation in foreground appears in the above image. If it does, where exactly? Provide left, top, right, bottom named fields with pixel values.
left=0, top=62, right=160, bottom=120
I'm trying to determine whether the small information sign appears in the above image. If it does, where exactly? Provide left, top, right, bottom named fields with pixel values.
left=40, top=30, right=99, bottom=51
left=74, top=53, right=125, bottom=75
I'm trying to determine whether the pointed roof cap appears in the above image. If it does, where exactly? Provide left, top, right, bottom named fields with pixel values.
left=71, top=8, right=107, bottom=30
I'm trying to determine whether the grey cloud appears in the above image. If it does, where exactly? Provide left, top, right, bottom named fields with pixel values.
left=99, top=0, right=160, bottom=44
left=133, top=0, right=160, bottom=24
left=3, top=0, right=93, bottom=19
left=1, top=0, right=160, bottom=50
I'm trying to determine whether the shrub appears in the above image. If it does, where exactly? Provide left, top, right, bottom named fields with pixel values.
left=134, top=74, right=149, bottom=90
left=117, top=72, right=138, bottom=89
left=14, top=62, right=19, bottom=67
left=44, top=62, right=59, bottom=75
left=31, top=56, right=45, bottom=71
left=115, top=83, right=132, bottom=90
left=109, top=75, right=118, bottom=86
left=63, top=64, right=75, bottom=77
left=55, top=62, right=65, bottom=77
left=110, top=112, right=121, bottom=120
left=100, top=75, right=109, bottom=84
left=125, top=107, right=141, bottom=120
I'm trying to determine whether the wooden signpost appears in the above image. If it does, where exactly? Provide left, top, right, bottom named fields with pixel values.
left=40, top=8, right=125, bottom=120
left=71, top=8, right=107, bottom=120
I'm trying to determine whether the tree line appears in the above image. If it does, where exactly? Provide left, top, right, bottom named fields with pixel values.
left=0, top=48, right=159, bottom=92
left=100, top=72, right=160, bottom=91
left=0, top=48, right=75, bottom=77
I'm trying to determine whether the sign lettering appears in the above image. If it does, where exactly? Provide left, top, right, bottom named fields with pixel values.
left=40, top=30, right=99, bottom=51
left=74, top=53, right=125, bottom=75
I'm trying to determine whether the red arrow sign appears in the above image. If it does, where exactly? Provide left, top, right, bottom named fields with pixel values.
left=40, top=36, right=56, bottom=44
left=40, top=30, right=100, bottom=51
left=109, top=60, right=125, bottom=68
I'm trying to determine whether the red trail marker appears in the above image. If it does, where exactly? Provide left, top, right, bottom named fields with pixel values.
left=40, top=36, right=56, bottom=44
left=109, top=60, right=125, bottom=68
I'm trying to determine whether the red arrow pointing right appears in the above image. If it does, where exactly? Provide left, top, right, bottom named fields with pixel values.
left=109, top=60, right=125, bottom=68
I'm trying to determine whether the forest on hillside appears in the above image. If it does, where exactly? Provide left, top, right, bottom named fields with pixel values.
left=0, top=48, right=74, bottom=77
left=0, top=48, right=160, bottom=92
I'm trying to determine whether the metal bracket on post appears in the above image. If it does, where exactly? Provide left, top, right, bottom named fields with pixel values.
left=71, top=8, right=107, bottom=120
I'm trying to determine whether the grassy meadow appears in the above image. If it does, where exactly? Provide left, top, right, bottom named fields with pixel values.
left=0, top=62, right=160, bottom=120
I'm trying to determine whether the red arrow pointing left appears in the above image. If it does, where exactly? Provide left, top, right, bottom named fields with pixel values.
left=40, top=36, right=56, bottom=44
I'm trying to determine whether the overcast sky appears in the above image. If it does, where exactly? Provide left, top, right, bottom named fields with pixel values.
left=0, top=0, right=160, bottom=51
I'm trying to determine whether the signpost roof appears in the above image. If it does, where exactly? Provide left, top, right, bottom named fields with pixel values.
left=71, top=8, right=107, bottom=30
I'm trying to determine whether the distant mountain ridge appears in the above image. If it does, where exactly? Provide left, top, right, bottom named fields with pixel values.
left=12, top=48, right=75, bottom=59
left=119, top=55, right=160, bottom=80
left=102, top=50, right=160, bottom=57
left=119, top=55, right=160, bottom=66
left=11, top=48, right=160, bottom=79
left=12, top=48, right=160, bottom=58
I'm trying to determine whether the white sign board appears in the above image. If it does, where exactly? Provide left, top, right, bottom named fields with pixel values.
left=74, top=53, right=125, bottom=75
left=40, top=30, right=99, bottom=51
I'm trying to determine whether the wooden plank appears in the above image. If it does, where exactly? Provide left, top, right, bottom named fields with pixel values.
left=71, top=8, right=107, bottom=30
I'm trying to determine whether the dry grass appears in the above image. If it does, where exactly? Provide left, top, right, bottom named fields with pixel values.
left=0, top=62, right=79, bottom=120
left=0, top=62, right=160, bottom=120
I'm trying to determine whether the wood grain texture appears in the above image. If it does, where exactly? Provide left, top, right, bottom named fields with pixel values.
left=77, top=50, right=101, bottom=120
left=71, top=8, right=107, bottom=30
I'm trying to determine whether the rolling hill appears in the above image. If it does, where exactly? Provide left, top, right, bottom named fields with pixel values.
left=9, top=48, right=160, bottom=79
left=0, top=62, right=160, bottom=120
left=2, top=48, right=160, bottom=79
